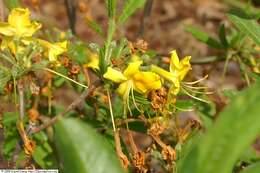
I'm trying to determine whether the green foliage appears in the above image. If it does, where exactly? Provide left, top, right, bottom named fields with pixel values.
left=2, top=112, right=19, bottom=160
left=240, top=162, right=260, bottom=173
left=228, top=12, right=260, bottom=46
left=178, top=80, right=260, bottom=173
left=186, top=26, right=224, bottom=49
left=54, top=118, right=124, bottom=173
left=118, top=0, right=146, bottom=24
left=3, top=0, right=20, bottom=10
left=32, top=132, right=57, bottom=168
left=218, top=24, right=229, bottom=48
left=0, top=66, right=11, bottom=92
left=106, top=0, right=117, bottom=19
left=85, top=20, right=104, bottom=37
left=68, top=42, right=89, bottom=64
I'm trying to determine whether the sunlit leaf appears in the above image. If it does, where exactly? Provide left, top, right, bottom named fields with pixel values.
left=186, top=26, right=224, bottom=49
left=54, top=118, right=124, bottom=173
left=228, top=12, right=260, bottom=46
left=178, top=80, right=260, bottom=173
left=118, top=0, right=146, bottom=24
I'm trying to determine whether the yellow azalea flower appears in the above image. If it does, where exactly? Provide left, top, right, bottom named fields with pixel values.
left=103, top=60, right=161, bottom=99
left=1, top=36, right=33, bottom=55
left=1, top=37, right=16, bottom=53
left=84, top=53, right=100, bottom=70
left=0, top=8, right=41, bottom=38
left=38, top=39, right=67, bottom=62
left=151, top=50, right=191, bottom=95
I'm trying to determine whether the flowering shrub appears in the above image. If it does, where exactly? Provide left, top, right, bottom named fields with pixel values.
left=0, top=1, right=260, bottom=173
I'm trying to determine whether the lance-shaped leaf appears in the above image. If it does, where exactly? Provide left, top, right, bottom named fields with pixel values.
left=55, top=118, right=124, bottom=173
left=178, top=80, right=260, bottom=173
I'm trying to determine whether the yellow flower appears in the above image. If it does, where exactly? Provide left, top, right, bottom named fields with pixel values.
left=103, top=60, right=161, bottom=99
left=0, top=8, right=41, bottom=38
left=151, top=50, right=191, bottom=95
left=84, top=53, right=100, bottom=70
left=38, top=39, right=67, bottom=62
left=1, top=36, right=33, bottom=55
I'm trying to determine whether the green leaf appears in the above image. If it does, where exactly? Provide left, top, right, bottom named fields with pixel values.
left=179, top=81, right=260, bottom=173
left=54, top=118, right=124, bottom=173
left=32, top=132, right=57, bottom=168
left=85, top=20, right=104, bottom=37
left=3, top=0, right=20, bottom=10
left=99, top=46, right=107, bottom=75
left=104, top=19, right=116, bottom=63
left=186, top=26, right=224, bottom=49
left=106, top=0, right=117, bottom=18
left=0, top=67, right=11, bottom=91
left=228, top=12, right=260, bottom=46
left=118, top=0, right=146, bottom=24
left=2, top=112, right=19, bottom=160
left=114, top=38, right=128, bottom=59
left=175, top=100, right=195, bottom=111
left=68, top=42, right=89, bottom=64
left=218, top=24, right=229, bottom=47
left=240, top=162, right=260, bottom=173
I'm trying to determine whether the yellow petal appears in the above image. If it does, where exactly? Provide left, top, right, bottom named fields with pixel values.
left=8, top=8, right=41, bottom=37
left=169, top=80, right=180, bottom=95
left=48, top=41, right=67, bottom=61
left=178, top=56, right=191, bottom=80
left=170, top=50, right=180, bottom=73
left=103, top=67, right=127, bottom=83
left=133, top=72, right=162, bottom=94
left=131, top=54, right=141, bottom=62
left=8, top=8, right=31, bottom=28
left=123, top=60, right=142, bottom=78
left=1, top=37, right=16, bottom=53
left=116, top=81, right=132, bottom=99
left=21, top=21, right=41, bottom=37
left=85, top=53, right=99, bottom=70
left=0, top=22, right=15, bottom=36
left=151, top=65, right=178, bottom=84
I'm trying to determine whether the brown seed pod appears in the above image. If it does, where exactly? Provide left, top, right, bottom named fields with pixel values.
left=28, top=108, right=39, bottom=122
left=70, top=65, right=81, bottom=75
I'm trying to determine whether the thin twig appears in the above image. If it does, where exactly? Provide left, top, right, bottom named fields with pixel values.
left=64, top=0, right=77, bottom=34
left=138, top=0, right=154, bottom=37
left=18, top=81, right=25, bottom=121
left=17, top=80, right=29, bottom=145
left=31, top=80, right=100, bottom=134
left=114, top=129, right=129, bottom=169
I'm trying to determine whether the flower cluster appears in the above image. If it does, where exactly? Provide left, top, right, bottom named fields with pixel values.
left=101, top=51, right=192, bottom=101
left=0, top=8, right=67, bottom=65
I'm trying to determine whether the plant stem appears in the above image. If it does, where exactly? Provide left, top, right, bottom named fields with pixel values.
left=31, top=80, right=100, bottom=134
left=139, top=0, right=154, bottom=37
left=107, top=89, right=116, bottom=132
left=17, top=80, right=29, bottom=145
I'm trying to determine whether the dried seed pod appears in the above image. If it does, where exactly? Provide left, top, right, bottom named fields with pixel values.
left=29, top=81, right=40, bottom=95
left=132, top=151, right=147, bottom=173
left=70, top=65, right=81, bottom=75
left=28, top=108, right=39, bottom=122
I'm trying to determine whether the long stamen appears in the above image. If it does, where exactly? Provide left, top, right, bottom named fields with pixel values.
left=174, top=105, right=194, bottom=112
left=181, top=87, right=210, bottom=103
left=182, top=85, right=214, bottom=95
left=131, top=87, right=141, bottom=112
left=124, top=81, right=133, bottom=116
left=107, top=89, right=116, bottom=132
left=183, top=75, right=208, bottom=85
left=182, top=83, right=209, bottom=90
